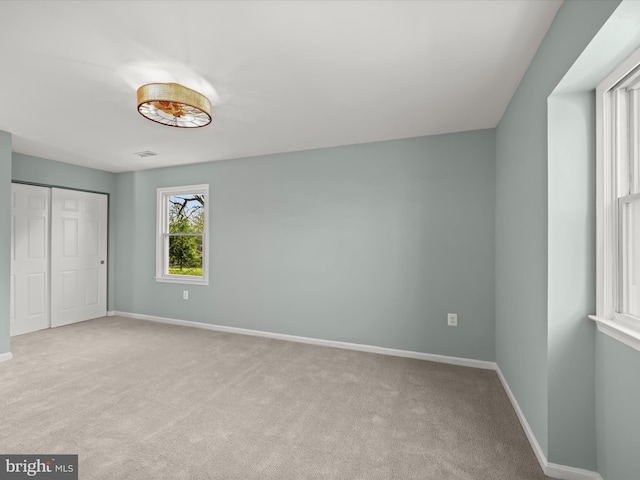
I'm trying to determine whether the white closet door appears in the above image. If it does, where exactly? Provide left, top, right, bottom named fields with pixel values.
left=10, top=184, right=50, bottom=336
left=51, top=188, right=108, bottom=327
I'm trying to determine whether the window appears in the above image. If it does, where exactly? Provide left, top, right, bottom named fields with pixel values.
left=593, top=48, right=640, bottom=351
left=156, top=184, right=209, bottom=285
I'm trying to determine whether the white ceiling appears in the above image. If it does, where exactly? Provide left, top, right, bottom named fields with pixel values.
left=0, top=0, right=562, bottom=173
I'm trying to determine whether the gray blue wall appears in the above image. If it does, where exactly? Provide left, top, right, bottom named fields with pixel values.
left=0, top=131, right=11, bottom=355
left=496, top=0, right=640, bottom=476
left=115, top=130, right=496, bottom=360
left=596, top=334, right=640, bottom=479
left=556, top=1, right=640, bottom=477
left=547, top=91, right=598, bottom=469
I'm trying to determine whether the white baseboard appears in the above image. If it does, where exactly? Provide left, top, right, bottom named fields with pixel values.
left=545, top=463, right=604, bottom=480
left=0, top=352, right=13, bottom=363
left=108, top=310, right=603, bottom=480
left=495, top=366, right=548, bottom=469
left=111, top=311, right=496, bottom=370
left=495, top=366, right=603, bottom=480
left=106, top=311, right=115, bottom=317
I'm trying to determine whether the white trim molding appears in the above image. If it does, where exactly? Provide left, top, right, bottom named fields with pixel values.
left=0, top=352, right=13, bottom=363
left=496, top=366, right=604, bottom=480
left=111, top=311, right=496, bottom=370
left=495, top=367, right=547, bottom=471
left=155, top=184, right=209, bottom=286
left=545, top=464, right=604, bottom=480
left=590, top=314, right=640, bottom=352
left=595, top=45, right=640, bottom=353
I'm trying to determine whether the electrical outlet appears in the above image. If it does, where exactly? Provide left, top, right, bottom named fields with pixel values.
left=183, top=290, right=189, bottom=300
left=447, top=313, right=457, bottom=326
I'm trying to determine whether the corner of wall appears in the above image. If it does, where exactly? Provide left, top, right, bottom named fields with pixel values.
left=0, top=130, right=12, bottom=355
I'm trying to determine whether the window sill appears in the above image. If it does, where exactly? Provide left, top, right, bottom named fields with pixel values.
left=155, top=276, right=208, bottom=286
left=589, top=315, right=640, bottom=352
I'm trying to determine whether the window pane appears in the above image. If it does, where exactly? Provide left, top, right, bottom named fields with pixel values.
left=168, top=234, right=203, bottom=277
left=632, top=89, right=640, bottom=194
left=622, top=199, right=640, bottom=317
left=157, top=185, right=208, bottom=285
left=168, top=194, right=204, bottom=234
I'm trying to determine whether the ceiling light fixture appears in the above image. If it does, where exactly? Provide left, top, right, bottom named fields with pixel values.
left=137, top=83, right=212, bottom=128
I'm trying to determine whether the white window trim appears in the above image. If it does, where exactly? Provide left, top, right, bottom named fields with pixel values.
left=592, top=47, right=640, bottom=352
left=155, top=184, right=209, bottom=286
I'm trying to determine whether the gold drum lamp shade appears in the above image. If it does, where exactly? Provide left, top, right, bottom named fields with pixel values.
left=137, top=83, right=212, bottom=128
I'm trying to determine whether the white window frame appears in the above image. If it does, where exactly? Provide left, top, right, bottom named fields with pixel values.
left=592, top=47, right=640, bottom=352
left=155, top=184, right=209, bottom=285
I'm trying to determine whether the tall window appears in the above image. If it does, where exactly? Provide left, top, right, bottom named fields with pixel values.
left=594, top=48, right=640, bottom=351
left=156, top=184, right=209, bottom=285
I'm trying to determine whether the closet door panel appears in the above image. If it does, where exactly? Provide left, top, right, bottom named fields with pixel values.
left=10, top=184, right=50, bottom=336
left=51, top=188, right=107, bottom=327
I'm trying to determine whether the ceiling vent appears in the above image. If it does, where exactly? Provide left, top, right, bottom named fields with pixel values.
left=133, top=151, right=158, bottom=158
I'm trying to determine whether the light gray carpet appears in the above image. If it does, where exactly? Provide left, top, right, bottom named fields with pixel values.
left=0, top=316, right=551, bottom=480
